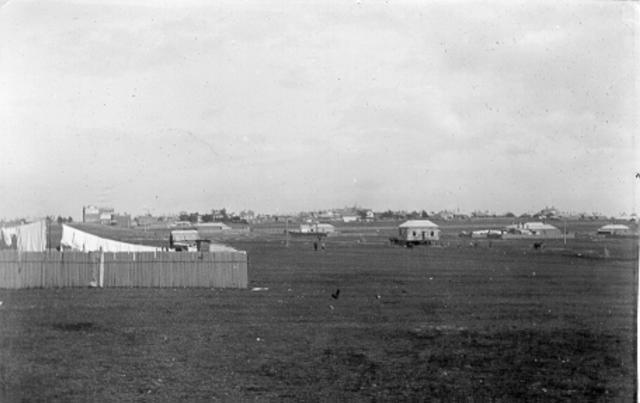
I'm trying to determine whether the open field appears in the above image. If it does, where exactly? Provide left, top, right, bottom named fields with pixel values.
left=0, top=230, right=637, bottom=400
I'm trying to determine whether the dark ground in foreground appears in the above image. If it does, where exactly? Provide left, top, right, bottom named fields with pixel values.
left=0, top=238, right=637, bottom=401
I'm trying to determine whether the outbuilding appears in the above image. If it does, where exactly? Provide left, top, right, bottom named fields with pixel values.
left=522, top=222, right=562, bottom=237
left=398, top=220, right=441, bottom=243
left=170, top=230, right=200, bottom=251
left=299, top=223, right=335, bottom=234
left=597, top=224, right=634, bottom=237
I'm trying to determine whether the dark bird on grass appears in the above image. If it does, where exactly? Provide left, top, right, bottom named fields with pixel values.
left=331, top=289, right=340, bottom=299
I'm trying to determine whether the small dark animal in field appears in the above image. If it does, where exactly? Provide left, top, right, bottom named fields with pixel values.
left=533, top=242, right=544, bottom=250
left=331, top=289, right=340, bottom=299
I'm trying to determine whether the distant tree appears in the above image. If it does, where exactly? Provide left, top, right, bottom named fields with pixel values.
left=421, top=210, right=429, bottom=218
left=504, top=212, right=515, bottom=218
left=201, top=214, right=214, bottom=223
left=379, top=210, right=394, bottom=219
left=179, top=212, right=190, bottom=222
left=67, top=216, right=73, bottom=223
left=56, top=216, right=64, bottom=224
left=188, top=212, right=199, bottom=223
left=394, top=211, right=408, bottom=220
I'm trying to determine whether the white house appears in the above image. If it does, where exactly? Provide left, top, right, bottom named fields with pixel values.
left=398, top=220, right=440, bottom=242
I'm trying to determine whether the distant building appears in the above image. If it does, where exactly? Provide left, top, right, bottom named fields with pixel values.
left=99, top=212, right=112, bottom=225
left=288, top=222, right=335, bottom=237
left=82, top=206, right=114, bottom=224
left=298, top=223, right=335, bottom=234
left=471, top=229, right=503, bottom=239
left=523, top=222, right=562, bottom=237
left=342, top=215, right=359, bottom=223
left=437, top=210, right=455, bottom=221
left=614, top=213, right=638, bottom=223
left=536, top=206, right=561, bottom=220
left=398, top=220, right=440, bottom=242
left=317, top=211, right=335, bottom=220
left=502, top=222, right=570, bottom=239
left=597, top=224, right=635, bottom=237
left=238, top=210, right=256, bottom=222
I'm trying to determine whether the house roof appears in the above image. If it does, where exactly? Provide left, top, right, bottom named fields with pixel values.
left=399, top=220, right=439, bottom=228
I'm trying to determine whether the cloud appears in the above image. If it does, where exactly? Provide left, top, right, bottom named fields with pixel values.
left=0, top=1, right=637, bottom=217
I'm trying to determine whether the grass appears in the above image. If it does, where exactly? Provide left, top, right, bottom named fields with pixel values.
left=0, top=229, right=637, bottom=400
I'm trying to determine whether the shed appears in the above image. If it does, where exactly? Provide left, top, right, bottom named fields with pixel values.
left=398, top=220, right=440, bottom=242
left=597, top=224, right=634, bottom=237
left=299, top=223, right=335, bottom=234
left=523, top=222, right=562, bottom=237
left=170, top=230, right=199, bottom=250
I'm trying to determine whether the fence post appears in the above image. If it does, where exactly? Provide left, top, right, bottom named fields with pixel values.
left=99, top=251, right=105, bottom=288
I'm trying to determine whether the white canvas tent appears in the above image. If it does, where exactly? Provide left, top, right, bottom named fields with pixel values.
left=61, top=224, right=161, bottom=252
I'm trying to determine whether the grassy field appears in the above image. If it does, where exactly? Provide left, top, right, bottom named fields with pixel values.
left=0, top=225, right=637, bottom=400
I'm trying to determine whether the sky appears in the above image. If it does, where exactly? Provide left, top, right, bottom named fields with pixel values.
left=0, top=0, right=638, bottom=219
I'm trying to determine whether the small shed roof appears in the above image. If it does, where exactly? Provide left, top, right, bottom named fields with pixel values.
left=399, top=220, right=439, bottom=228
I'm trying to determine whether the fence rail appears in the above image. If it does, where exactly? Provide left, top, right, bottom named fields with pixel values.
left=0, top=251, right=247, bottom=289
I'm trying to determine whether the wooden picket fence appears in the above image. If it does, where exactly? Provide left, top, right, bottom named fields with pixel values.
left=0, top=251, right=247, bottom=289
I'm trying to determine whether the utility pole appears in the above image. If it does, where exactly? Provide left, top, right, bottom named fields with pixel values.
left=285, top=219, right=290, bottom=248
left=563, top=219, right=567, bottom=246
left=47, top=217, right=51, bottom=251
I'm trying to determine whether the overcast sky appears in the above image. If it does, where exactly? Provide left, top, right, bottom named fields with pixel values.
left=0, top=0, right=638, bottom=219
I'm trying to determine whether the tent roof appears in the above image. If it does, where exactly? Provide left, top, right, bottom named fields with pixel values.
left=399, top=220, right=439, bottom=228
